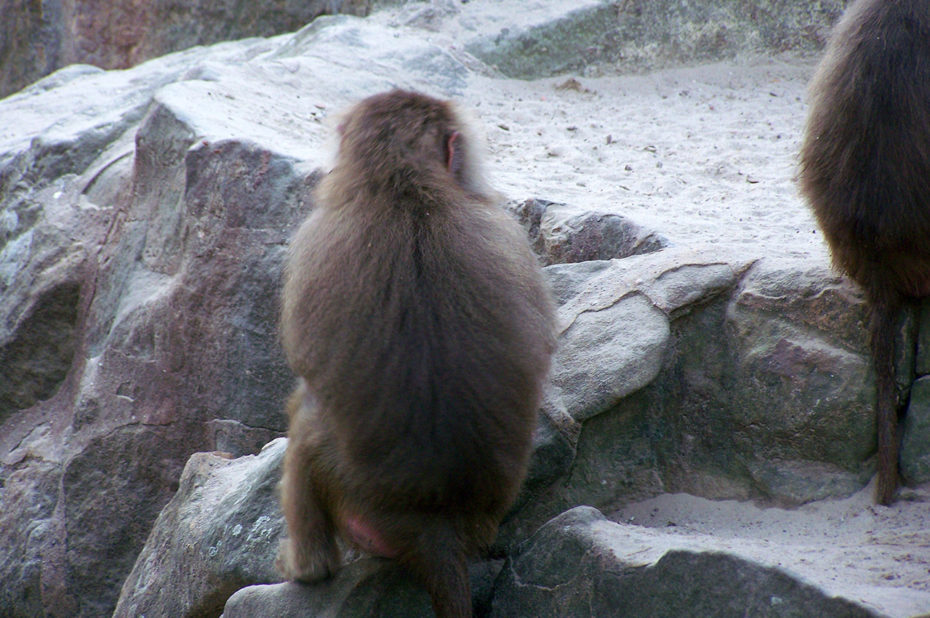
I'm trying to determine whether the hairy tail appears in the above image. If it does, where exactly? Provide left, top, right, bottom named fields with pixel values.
left=869, top=298, right=901, bottom=505
left=402, top=521, right=471, bottom=618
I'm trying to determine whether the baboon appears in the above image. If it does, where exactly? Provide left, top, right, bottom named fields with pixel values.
left=277, top=89, right=557, bottom=617
left=800, top=0, right=930, bottom=505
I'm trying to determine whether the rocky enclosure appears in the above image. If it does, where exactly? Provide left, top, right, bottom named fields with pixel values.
left=2, top=1, right=929, bottom=617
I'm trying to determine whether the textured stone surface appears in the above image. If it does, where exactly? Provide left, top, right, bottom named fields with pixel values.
left=508, top=198, right=669, bottom=265
left=114, top=441, right=286, bottom=617
left=491, top=506, right=876, bottom=618
left=917, top=301, right=930, bottom=377
left=559, top=258, right=878, bottom=509
left=223, top=560, right=503, bottom=618
left=465, top=0, right=847, bottom=79
left=0, top=0, right=371, bottom=98
left=902, top=377, right=930, bottom=484
left=0, top=38, right=319, bottom=615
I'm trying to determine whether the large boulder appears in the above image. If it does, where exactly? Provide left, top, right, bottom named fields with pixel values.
left=1, top=38, right=308, bottom=618
left=491, top=506, right=876, bottom=617
left=114, top=441, right=286, bottom=617
left=0, top=0, right=371, bottom=98
left=463, top=0, right=847, bottom=79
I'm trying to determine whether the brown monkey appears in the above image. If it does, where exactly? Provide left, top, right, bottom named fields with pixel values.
left=277, top=89, right=556, bottom=617
left=800, top=0, right=930, bottom=505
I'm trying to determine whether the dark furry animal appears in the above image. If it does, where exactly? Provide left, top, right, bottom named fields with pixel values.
left=276, top=89, right=556, bottom=617
left=800, top=0, right=930, bottom=505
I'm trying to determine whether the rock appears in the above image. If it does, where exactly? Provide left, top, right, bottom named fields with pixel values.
left=0, top=0, right=371, bottom=98
left=726, top=263, right=872, bottom=481
left=917, top=301, right=930, bottom=377
left=61, top=427, right=190, bottom=616
left=223, top=559, right=503, bottom=618
left=0, top=279, right=80, bottom=420
left=546, top=260, right=614, bottom=305
left=522, top=387, right=579, bottom=496
left=1, top=37, right=324, bottom=615
left=558, top=257, right=879, bottom=508
left=491, top=506, right=876, bottom=617
left=0, top=460, right=61, bottom=615
left=114, top=440, right=287, bottom=617
left=553, top=292, right=670, bottom=422
left=508, top=198, right=669, bottom=265
left=902, top=377, right=930, bottom=484
left=550, top=247, right=738, bottom=423
left=267, top=15, right=474, bottom=96
left=464, top=0, right=846, bottom=79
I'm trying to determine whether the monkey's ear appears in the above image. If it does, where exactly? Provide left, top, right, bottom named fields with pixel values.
left=446, top=131, right=464, bottom=176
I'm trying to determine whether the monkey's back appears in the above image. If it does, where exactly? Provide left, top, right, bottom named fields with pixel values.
left=800, top=0, right=930, bottom=298
left=282, top=195, right=555, bottom=518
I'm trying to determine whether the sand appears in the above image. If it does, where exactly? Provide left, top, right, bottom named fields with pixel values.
left=461, top=55, right=829, bottom=265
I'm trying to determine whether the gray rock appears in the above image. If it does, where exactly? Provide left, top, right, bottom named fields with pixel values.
left=114, top=440, right=287, bottom=618
left=728, top=265, right=877, bottom=473
left=917, top=301, right=930, bottom=377
left=553, top=291, right=669, bottom=422
left=522, top=388, right=579, bottom=495
left=0, top=460, right=61, bottom=616
left=464, top=0, right=846, bottom=79
left=0, top=278, right=80, bottom=420
left=0, top=38, right=326, bottom=615
left=509, top=198, right=669, bottom=265
left=550, top=247, right=739, bottom=423
left=902, top=377, right=930, bottom=484
left=557, top=257, right=881, bottom=509
left=491, top=506, right=877, bottom=618
left=0, top=0, right=371, bottom=98
left=269, top=15, right=475, bottom=96
left=61, top=427, right=190, bottom=616
left=546, top=260, right=613, bottom=305
left=223, top=559, right=503, bottom=618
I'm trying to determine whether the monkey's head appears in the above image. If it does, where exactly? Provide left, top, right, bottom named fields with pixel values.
left=325, top=89, right=492, bottom=203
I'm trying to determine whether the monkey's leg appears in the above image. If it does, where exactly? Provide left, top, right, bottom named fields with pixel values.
left=276, top=419, right=341, bottom=581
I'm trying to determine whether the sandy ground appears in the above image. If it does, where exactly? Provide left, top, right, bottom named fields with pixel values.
left=448, top=56, right=929, bottom=617
left=461, top=54, right=829, bottom=265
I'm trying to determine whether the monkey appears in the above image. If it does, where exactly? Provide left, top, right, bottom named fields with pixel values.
left=276, top=89, right=557, bottom=617
left=799, top=0, right=930, bottom=505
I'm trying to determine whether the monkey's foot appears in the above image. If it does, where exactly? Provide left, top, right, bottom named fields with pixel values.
left=275, top=537, right=340, bottom=583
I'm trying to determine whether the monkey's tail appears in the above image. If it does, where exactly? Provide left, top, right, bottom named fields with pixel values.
left=402, top=521, right=471, bottom=618
left=869, top=296, right=902, bottom=506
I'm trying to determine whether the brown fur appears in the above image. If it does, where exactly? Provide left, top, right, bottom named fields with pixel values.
left=800, top=0, right=930, bottom=505
left=277, top=90, right=556, bottom=617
